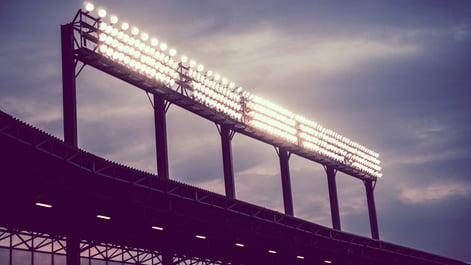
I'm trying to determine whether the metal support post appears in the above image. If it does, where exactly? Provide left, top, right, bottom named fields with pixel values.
left=278, top=147, right=294, bottom=216
left=326, top=165, right=341, bottom=230
left=154, top=93, right=169, bottom=179
left=61, top=23, right=78, bottom=147
left=365, top=179, right=380, bottom=239
left=66, top=235, right=80, bottom=265
left=219, top=125, right=236, bottom=199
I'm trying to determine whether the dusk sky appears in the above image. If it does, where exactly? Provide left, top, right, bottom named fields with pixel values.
left=1, top=0, right=470, bottom=263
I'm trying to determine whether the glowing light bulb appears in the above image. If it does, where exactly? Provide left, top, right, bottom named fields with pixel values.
left=121, top=22, right=129, bottom=31
left=84, top=2, right=94, bottom=12
left=181, top=55, right=188, bottom=63
left=98, top=9, right=107, bottom=18
left=189, top=60, right=197, bottom=68
left=150, top=38, right=158, bottom=46
left=110, top=15, right=118, bottom=24
left=160, top=42, right=168, bottom=51
left=197, top=64, right=204, bottom=72
left=141, top=32, right=149, bottom=41
left=214, top=73, right=221, bottom=81
left=131, top=27, right=139, bottom=35
left=169, top=48, right=177, bottom=57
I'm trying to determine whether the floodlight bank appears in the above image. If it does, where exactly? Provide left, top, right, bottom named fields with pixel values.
left=84, top=2, right=382, bottom=178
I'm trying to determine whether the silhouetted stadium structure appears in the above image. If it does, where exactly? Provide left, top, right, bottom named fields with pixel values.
left=0, top=5, right=467, bottom=265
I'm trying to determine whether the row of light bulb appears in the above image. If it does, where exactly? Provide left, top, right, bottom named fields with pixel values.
left=85, top=2, right=382, bottom=178
left=296, top=115, right=379, bottom=158
left=245, top=98, right=381, bottom=177
left=246, top=96, right=379, bottom=163
left=87, top=2, right=248, bottom=113
left=298, top=124, right=380, bottom=168
left=250, top=120, right=298, bottom=144
left=188, top=69, right=242, bottom=103
left=246, top=107, right=381, bottom=177
left=193, top=83, right=243, bottom=121
left=98, top=32, right=178, bottom=87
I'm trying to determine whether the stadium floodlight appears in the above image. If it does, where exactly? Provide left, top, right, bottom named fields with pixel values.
left=121, top=22, right=129, bottom=31
left=110, top=15, right=118, bottom=24
left=84, top=2, right=94, bottom=12
left=131, top=27, right=139, bottom=35
left=77, top=2, right=382, bottom=179
left=97, top=8, right=107, bottom=18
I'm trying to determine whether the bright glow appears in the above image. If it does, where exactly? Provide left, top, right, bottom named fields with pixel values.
left=35, top=202, right=52, bottom=208
left=324, top=260, right=333, bottom=264
left=121, top=22, right=129, bottom=31
left=296, top=255, right=305, bottom=260
left=235, top=243, right=245, bottom=247
left=195, top=235, right=206, bottom=239
left=96, top=215, right=111, bottom=220
left=110, top=15, right=118, bottom=24
left=160, top=42, right=168, bottom=51
left=84, top=2, right=94, bottom=12
left=93, top=7, right=381, bottom=179
left=98, top=8, right=107, bottom=18
left=151, top=226, right=164, bottom=231
left=268, top=250, right=277, bottom=254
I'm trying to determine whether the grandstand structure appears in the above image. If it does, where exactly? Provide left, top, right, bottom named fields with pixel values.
left=0, top=4, right=467, bottom=265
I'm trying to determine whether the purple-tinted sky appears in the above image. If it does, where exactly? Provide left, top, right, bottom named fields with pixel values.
left=1, top=0, right=470, bottom=262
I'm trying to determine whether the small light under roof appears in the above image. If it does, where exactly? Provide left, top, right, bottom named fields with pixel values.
left=235, top=243, right=245, bottom=247
left=195, top=235, right=206, bottom=239
left=35, top=202, right=52, bottom=208
left=151, top=226, right=164, bottom=231
left=268, top=250, right=276, bottom=254
left=96, top=214, right=111, bottom=220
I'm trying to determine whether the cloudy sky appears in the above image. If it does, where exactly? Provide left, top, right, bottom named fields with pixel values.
left=1, top=0, right=470, bottom=262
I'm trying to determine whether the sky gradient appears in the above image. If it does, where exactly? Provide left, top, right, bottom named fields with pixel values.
left=1, top=0, right=470, bottom=262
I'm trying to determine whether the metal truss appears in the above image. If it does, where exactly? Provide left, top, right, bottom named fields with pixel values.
left=0, top=227, right=230, bottom=265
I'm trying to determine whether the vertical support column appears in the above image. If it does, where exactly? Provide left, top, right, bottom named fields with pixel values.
left=326, top=166, right=341, bottom=230
left=365, top=179, right=380, bottom=239
left=219, top=125, right=236, bottom=199
left=278, top=147, right=294, bottom=216
left=61, top=23, right=78, bottom=147
left=154, top=93, right=169, bottom=179
left=66, top=235, right=80, bottom=265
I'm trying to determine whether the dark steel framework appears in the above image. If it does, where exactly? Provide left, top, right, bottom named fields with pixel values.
left=0, top=110, right=466, bottom=265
